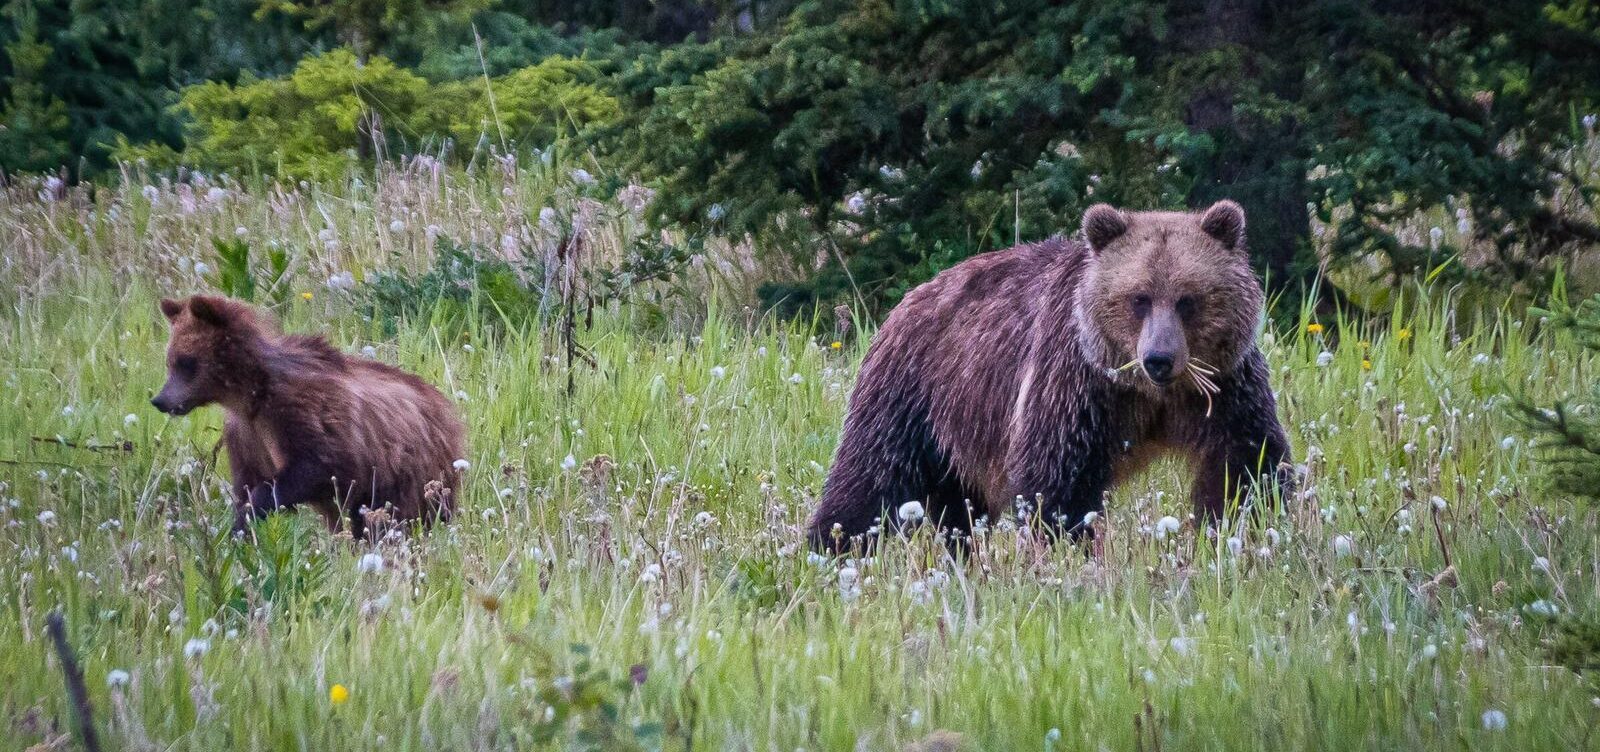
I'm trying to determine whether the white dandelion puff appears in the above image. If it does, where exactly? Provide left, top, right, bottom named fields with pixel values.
left=897, top=501, right=925, bottom=523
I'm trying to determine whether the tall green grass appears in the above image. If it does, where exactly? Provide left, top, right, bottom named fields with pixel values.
left=2, top=183, right=1598, bottom=749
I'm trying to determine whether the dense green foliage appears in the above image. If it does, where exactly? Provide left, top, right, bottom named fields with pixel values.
left=608, top=0, right=1600, bottom=309
left=144, top=49, right=617, bottom=178
left=4, top=0, right=1599, bottom=310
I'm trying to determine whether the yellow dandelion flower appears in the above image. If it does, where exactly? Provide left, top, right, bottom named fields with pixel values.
left=829, top=341, right=843, bottom=350
left=329, top=683, right=349, bottom=705
left=1358, top=340, right=1371, bottom=350
left=1397, top=328, right=1411, bottom=341
left=1306, top=323, right=1324, bottom=334
left=300, top=292, right=314, bottom=301
left=1362, top=359, right=1372, bottom=370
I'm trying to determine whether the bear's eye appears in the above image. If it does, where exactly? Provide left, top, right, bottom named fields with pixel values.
left=173, top=356, right=198, bottom=376
left=1130, top=294, right=1153, bottom=317
left=1176, top=295, right=1199, bottom=320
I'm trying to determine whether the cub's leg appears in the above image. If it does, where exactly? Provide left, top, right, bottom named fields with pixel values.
left=1189, top=350, right=1292, bottom=519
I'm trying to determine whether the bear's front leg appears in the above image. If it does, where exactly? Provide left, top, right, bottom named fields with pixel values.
left=235, top=458, right=332, bottom=533
left=1004, top=371, right=1113, bottom=540
left=1190, top=350, right=1292, bottom=520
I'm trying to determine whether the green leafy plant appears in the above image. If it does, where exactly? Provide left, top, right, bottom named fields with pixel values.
left=515, top=643, right=666, bottom=751
left=209, top=237, right=293, bottom=305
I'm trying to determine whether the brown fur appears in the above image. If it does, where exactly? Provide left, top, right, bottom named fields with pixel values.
left=809, top=201, right=1291, bottom=551
left=152, top=295, right=466, bottom=537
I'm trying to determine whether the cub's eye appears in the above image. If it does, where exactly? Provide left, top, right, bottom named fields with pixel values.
left=173, top=356, right=198, bottom=376
left=1176, top=295, right=1199, bottom=320
left=1130, top=294, right=1153, bottom=317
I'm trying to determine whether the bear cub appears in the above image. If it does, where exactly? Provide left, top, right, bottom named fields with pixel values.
left=152, top=295, right=466, bottom=537
left=810, top=201, right=1291, bottom=551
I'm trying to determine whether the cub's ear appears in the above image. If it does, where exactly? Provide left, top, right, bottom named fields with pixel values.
left=186, top=295, right=231, bottom=328
left=159, top=298, right=184, bottom=321
left=1200, top=200, right=1247, bottom=249
left=1082, top=204, right=1129, bottom=253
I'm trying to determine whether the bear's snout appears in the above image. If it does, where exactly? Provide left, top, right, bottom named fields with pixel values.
left=150, top=394, right=191, bottom=416
left=1142, top=354, right=1176, bottom=385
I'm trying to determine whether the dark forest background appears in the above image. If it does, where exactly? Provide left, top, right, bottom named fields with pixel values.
left=4, top=0, right=1600, bottom=310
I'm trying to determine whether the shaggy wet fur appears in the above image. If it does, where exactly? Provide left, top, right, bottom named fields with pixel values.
left=809, top=202, right=1291, bottom=551
left=153, top=296, right=465, bottom=537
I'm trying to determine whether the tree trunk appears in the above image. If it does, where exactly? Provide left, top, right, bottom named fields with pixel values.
left=1181, top=0, right=1310, bottom=290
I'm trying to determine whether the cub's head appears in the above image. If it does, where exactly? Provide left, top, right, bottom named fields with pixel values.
left=1075, top=200, right=1264, bottom=391
left=151, top=295, right=267, bottom=416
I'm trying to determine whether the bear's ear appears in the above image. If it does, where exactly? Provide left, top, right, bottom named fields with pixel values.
left=159, top=298, right=184, bottom=322
left=1200, top=200, right=1247, bottom=250
left=1083, top=204, right=1128, bottom=254
left=186, top=295, right=232, bottom=328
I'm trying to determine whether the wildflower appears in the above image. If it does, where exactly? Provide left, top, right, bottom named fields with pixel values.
left=1332, top=534, right=1354, bottom=558
left=107, top=669, right=130, bottom=688
left=789, top=373, right=804, bottom=384
left=710, top=366, right=726, bottom=379
left=123, top=413, right=138, bottom=427
left=325, top=271, right=355, bottom=291
left=637, top=563, right=665, bottom=585
left=452, top=459, right=471, bottom=471
left=1358, top=340, right=1371, bottom=350
left=1480, top=709, right=1507, bottom=731
left=1361, top=359, right=1372, bottom=370
left=570, top=168, right=596, bottom=185
left=1534, top=556, right=1551, bottom=573
left=1429, top=226, right=1443, bottom=248
left=329, top=684, right=350, bottom=705
left=898, top=500, right=925, bottom=523
left=193, top=261, right=211, bottom=277
left=388, top=219, right=405, bottom=234
left=1306, top=323, right=1324, bottom=334
left=693, top=511, right=716, bottom=527
left=830, top=341, right=843, bottom=350
left=1316, top=351, right=1334, bottom=367
left=1397, top=328, right=1411, bottom=341
left=37, top=510, right=56, bottom=526
left=357, top=553, right=384, bottom=574
left=183, top=638, right=210, bottom=659
left=1154, top=516, right=1181, bottom=540
left=1585, top=113, right=1598, bottom=131
left=1500, top=436, right=1516, bottom=450
left=1168, top=637, right=1195, bottom=656
left=361, top=345, right=378, bottom=359
left=1526, top=599, right=1559, bottom=617
left=560, top=454, right=577, bottom=471
left=300, top=292, right=314, bottom=301
left=1420, top=643, right=1438, bottom=660
left=1430, top=495, right=1448, bottom=511
left=706, top=203, right=726, bottom=221
left=1226, top=537, right=1243, bottom=556
left=1471, top=353, right=1491, bottom=366
left=141, top=185, right=160, bottom=202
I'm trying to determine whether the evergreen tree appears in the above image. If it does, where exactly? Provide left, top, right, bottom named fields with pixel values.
left=1515, top=290, right=1600, bottom=502
left=609, top=0, right=1600, bottom=312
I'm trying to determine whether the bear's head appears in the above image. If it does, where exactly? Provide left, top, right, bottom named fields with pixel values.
left=151, top=295, right=268, bottom=416
left=1074, top=200, right=1264, bottom=393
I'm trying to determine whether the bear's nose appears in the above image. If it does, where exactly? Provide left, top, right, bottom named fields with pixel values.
left=1142, top=354, right=1175, bottom=384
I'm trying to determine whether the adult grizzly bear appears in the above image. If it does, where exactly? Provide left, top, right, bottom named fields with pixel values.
left=810, top=201, right=1290, bottom=551
left=151, top=295, right=465, bottom=538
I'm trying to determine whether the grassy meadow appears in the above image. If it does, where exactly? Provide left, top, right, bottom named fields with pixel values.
left=2, top=165, right=1598, bottom=750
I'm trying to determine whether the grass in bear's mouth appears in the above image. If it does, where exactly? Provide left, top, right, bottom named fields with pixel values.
left=0, top=169, right=1595, bottom=750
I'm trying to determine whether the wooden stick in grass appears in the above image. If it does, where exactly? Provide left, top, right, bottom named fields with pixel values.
left=45, top=610, right=102, bottom=752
